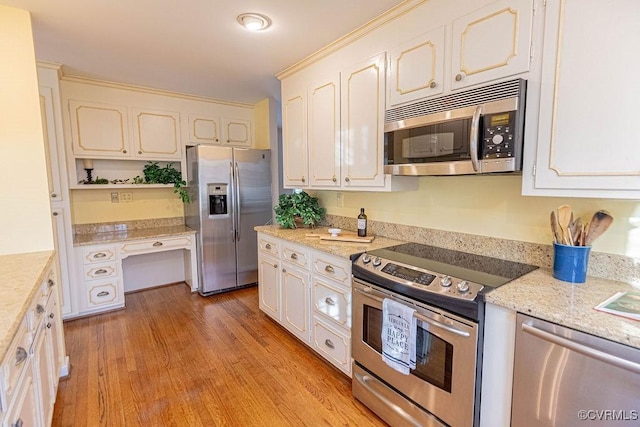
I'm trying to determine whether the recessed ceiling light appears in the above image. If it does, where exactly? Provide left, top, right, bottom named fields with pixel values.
left=237, top=13, right=272, bottom=31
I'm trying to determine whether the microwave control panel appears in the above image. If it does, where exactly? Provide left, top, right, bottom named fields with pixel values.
left=481, top=111, right=516, bottom=159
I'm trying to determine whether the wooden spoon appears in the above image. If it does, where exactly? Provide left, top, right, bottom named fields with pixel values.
left=584, top=210, right=613, bottom=246
left=570, top=217, right=583, bottom=246
left=550, top=211, right=561, bottom=244
left=557, top=204, right=573, bottom=245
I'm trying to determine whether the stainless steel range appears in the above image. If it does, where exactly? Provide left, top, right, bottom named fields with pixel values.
left=351, top=243, right=537, bottom=427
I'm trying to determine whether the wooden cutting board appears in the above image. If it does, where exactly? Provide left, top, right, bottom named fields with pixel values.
left=305, top=232, right=375, bottom=243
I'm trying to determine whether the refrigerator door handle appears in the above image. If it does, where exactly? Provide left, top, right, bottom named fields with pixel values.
left=235, top=162, right=241, bottom=242
left=229, top=161, right=236, bottom=242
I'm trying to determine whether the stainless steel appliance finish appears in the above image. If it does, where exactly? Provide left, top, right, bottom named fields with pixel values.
left=351, top=243, right=538, bottom=427
left=512, top=313, right=640, bottom=426
left=185, top=145, right=272, bottom=295
left=384, top=78, right=526, bottom=176
left=352, top=279, right=478, bottom=427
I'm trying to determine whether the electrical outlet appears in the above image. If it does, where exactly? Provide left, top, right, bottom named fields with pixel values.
left=336, top=192, right=344, bottom=208
left=110, top=192, right=119, bottom=203
left=120, top=192, right=133, bottom=203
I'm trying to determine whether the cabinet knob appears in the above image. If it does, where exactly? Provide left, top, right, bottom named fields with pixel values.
left=49, top=313, right=55, bottom=319
left=46, top=323, right=52, bottom=329
left=52, top=212, right=59, bottom=216
left=48, top=279, right=55, bottom=287
left=265, top=243, right=271, bottom=249
left=273, top=263, right=278, bottom=269
left=324, top=339, right=335, bottom=349
left=344, top=177, right=350, bottom=183
left=290, top=253, right=298, bottom=260
left=325, top=297, right=336, bottom=306
left=332, top=176, right=337, bottom=183
left=138, top=150, right=142, bottom=154
left=301, top=176, right=306, bottom=183
left=36, top=304, right=45, bottom=315
left=282, top=268, right=286, bottom=273
left=455, top=73, right=465, bottom=82
left=430, top=81, right=437, bottom=89
left=15, top=347, right=27, bottom=366
left=215, top=138, right=219, bottom=142
left=123, top=149, right=127, bottom=153
left=12, top=418, right=24, bottom=427
left=51, top=193, right=57, bottom=198
left=325, top=265, right=335, bottom=273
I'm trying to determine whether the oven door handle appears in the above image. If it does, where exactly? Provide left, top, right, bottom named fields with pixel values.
left=354, top=287, right=471, bottom=338
left=353, top=371, right=425, bottom=427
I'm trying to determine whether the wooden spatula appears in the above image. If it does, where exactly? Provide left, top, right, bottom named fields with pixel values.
left=585, top=210, right=613, bottom=246
left=557, top=204, right=573, bottom=245
left=550, top=211, right=561, bottom=244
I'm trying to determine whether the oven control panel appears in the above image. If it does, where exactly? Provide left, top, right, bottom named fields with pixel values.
left=354, top=253, right=484, bottom=301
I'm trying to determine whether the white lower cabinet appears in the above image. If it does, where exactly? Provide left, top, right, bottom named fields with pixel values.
left=75, top=244, right=124, bottom=316
left=1, top=259, right=68, bottom=427
left=257, top=233, right=353, bottom=376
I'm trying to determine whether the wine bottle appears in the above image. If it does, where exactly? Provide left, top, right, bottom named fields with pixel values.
left=357, top=208, right=367, bottom=237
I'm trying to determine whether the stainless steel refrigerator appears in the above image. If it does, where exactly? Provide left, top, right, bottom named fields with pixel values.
left=185, top=145, right=272, bottom=295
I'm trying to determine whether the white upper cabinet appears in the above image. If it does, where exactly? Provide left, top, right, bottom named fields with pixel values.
left=308, top=74, right=341, bottom=187
left=221, top=117, right=252, bottom=147
left=341, top=52, right=387, bottom=188
left=451, top=0, right=534, bottom=90
left=132, top=108, right=181, bottom=160
left=282, top=89, right=308, bottom=187
left=387, top=26, right=445, bottom=107
left=523, top=0, right=640, bottom=198
left=69, top=100, right=131, bottom=157
left=187, top=115, right=221, bottom=145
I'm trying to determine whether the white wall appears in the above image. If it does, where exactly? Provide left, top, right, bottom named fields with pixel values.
left=0, top=6, right=53, bottom=255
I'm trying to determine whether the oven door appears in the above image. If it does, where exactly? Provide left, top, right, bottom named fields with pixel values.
left=352, top=279, right=478, bottom=427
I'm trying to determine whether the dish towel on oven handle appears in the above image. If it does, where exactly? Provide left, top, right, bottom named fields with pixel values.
left=381, top=298, right=417, bottom=375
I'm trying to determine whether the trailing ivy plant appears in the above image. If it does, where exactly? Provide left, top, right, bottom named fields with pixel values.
left=142, top=162, right=190, bottom=203
left=274, top=191, right=326, bottom=229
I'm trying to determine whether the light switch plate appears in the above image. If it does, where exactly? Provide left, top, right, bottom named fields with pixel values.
left=110, top=192, right=119, bottom=203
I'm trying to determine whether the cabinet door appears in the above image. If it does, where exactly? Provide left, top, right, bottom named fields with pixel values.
left=51, top=208, right=73, bottom=317
left=33, top=324, right=54, bottom=426
left=451, top=0, right=533, bottom=90
left=221, top=118, right=252, bottom=147
left=281, top=263, right=310, bottom=343
left=5, top=361, right=39, bottom=427
left=341, top=53, right=387, bottom=188
left=258, top=253, right=280, bottom=320
left=308, top=74, right=341, bottom=187
left=282, top=90, right=308, bottom=187
left=46, top=286, right=66, bottom=381
left=188, top=115, right=221, bottom=145
left=528, top=0, right=640, bottom=197
left=40, top=88, right=64, bottom=202
left=132, top=108, right=181, bottom=159
left=69, top=100, right=131, bottom=157
left=387, top=26, right=445, bottom=106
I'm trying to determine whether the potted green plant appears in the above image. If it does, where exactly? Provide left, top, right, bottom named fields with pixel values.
left=141, top=162, right=190, bottom=203
left=274, top=191, right=326, bottom=229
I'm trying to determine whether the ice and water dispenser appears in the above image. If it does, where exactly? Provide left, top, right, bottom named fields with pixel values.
left=208, top=184, right=228, bottom=215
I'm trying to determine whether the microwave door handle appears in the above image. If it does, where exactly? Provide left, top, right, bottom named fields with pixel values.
left=470, top=105, right=482, bottom=172
left=354, top=287, right=470, bottom=338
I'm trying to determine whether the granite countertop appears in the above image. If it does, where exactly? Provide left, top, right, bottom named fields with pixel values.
left=487, top=268, right=640, bottom=349
left=254, top=225, right=405, bottom=259
left=0, top=251, right=55, bottom=363
left=74, top=225, right=196, bottom=246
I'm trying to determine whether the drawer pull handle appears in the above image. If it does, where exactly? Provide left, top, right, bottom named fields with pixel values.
left=46, top=323, right=52, bottom=329
left=324, top=265, right=335, bottom=273
left=265, top=243, right=271, bottom=249
left=325, top=297, right=336, bottom=306
left=93, top=252, right=107, bottom=259
left=13, top=418, right=24, bottom=427
left=324, top=339, right=335, bottom=349
left=95, top=268, right=108, bottom=275
left=36, top=304, right=45, bottom=315
left=153, top=241, right=163, bottom=247
left=15, top=347, right=28, bottom=366
left=97, top=291, right=110, bottom=297
left=48, top=279, right=55, bottom=287
left=290, top=253, right=298, bottom=260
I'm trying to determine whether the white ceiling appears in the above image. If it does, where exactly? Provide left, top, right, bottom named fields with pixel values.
left=2, top=0, right=404, bottom=104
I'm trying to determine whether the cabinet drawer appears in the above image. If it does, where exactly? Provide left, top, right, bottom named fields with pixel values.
left=84, top=281, right=122, bottom=309
left=81, top=246, right=116, bottom=264
left=119, top=236, right=191, bottom=255
left=0, top=319, right=30, bottom=412
left=312, top=316, right=351, bottom=376
left=312, top=278, right=351, bottom=329
left=82, top=261, right=118, bottom=281
left=312, top=253, right=351, bottom=285
left=258, top=235, right=279, bottom=257
left=282, top=244, right=310, bottom=269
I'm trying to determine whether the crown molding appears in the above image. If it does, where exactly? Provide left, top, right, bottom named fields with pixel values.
left=276, top=0, right=427, bottom=80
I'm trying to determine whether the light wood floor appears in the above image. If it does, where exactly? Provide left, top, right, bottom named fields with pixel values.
left=52, top=284, right=386, bottom=426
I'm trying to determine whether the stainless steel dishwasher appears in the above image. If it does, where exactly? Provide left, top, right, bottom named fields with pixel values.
left=512, top=313, right=640, bottom=426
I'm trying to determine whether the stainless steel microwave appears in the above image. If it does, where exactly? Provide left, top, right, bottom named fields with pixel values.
left=384, top=78, right=526, bottom=176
